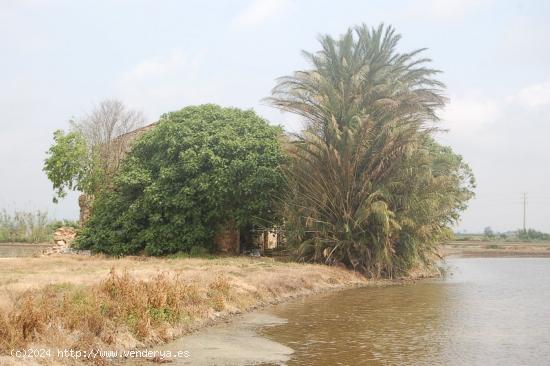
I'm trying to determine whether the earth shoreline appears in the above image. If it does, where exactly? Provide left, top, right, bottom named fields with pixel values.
left=1, top=243, right=542, bottom=366
left=1, top=255, right=424, bottom=366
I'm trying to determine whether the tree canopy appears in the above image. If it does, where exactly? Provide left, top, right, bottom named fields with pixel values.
left=43, top=99, right=145, bottom=202
left=77, top=104, right=287, bottom=255
left=43, top=130, right=90, bottom=202
left=268, top=24, right=475, bottom=276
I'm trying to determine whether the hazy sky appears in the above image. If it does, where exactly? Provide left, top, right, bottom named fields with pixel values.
left=1, top=0, right=549, bottom=233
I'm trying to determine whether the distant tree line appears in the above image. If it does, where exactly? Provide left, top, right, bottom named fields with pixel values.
left=518, top=229, right=550, bottom=241
left=462, top=227, right=550, bottom=241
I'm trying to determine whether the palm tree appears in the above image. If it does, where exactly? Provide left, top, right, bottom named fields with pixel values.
left=268, top=24, right=474, bottom=277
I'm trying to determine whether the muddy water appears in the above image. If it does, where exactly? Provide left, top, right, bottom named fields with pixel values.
left=260, top=258, right=550, bottom=365
left=127, top=258, right=550, bottom=365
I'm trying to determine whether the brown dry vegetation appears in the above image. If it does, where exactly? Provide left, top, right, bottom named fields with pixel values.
left=442, top=240, right=550, bottom=257
left=0, top=255, right=369, bottom=365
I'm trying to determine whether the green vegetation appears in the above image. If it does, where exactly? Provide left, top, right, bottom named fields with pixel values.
left=484, top=226, right=495, bottom=238
left=43, top=99, right=145, bottom=202
left=44, top=25, right=476, bottom=278
left=518, top=229, right=550, bottom=241
left=43, top=130, right=90, bottom=203
left=166, top=246, right=217, bottom=259
left=76, top=105, right=286, bottom=255
left=0, top=210, right=73, bottom=243
left=268, top=24, right=475, bottom=276
left=457, top=228, right=550, bottom=242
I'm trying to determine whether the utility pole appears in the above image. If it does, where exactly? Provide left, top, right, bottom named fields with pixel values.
left=522, top=192, right=527, bottom=233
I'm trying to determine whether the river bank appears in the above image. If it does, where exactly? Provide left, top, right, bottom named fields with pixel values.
left=2, top=242, right=546, bottom=365
left=118, top=256, right=550, bottom=366
left=442, top=240, right=550, bottom=257
left=0, top=255, right=381, bottom=366
left=225, top=257, right=550, bottom=366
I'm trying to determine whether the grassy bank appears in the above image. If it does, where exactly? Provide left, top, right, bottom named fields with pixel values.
left=0, top=255, right=373, bottom=365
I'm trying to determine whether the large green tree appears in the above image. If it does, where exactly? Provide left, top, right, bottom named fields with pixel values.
left=77, top=104, right=286, bottom=255
left=268, top=24, right=475, bottom=276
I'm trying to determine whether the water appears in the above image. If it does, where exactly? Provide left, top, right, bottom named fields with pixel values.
left=125, top=258, right=550, bottom=365
left=0, top=243, right=49, bottom=257
left=260, top=258, right=550, bottom=365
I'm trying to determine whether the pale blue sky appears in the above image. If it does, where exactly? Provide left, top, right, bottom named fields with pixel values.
left=1, top=0, right=549, bottom=232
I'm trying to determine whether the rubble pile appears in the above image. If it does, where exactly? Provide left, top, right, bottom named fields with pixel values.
left=43, top=227, right=77, bottom=255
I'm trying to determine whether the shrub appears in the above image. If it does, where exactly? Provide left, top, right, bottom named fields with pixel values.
left=77, top=105, right=286, bottom=255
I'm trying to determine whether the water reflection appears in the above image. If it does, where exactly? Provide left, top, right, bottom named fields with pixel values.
left=261, top=258, right=550, bottom=365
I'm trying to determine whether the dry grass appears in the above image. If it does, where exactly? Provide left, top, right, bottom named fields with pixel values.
left=0, top=255, right=367, bottom=365
left=443, top=240, right=550, bottom=257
